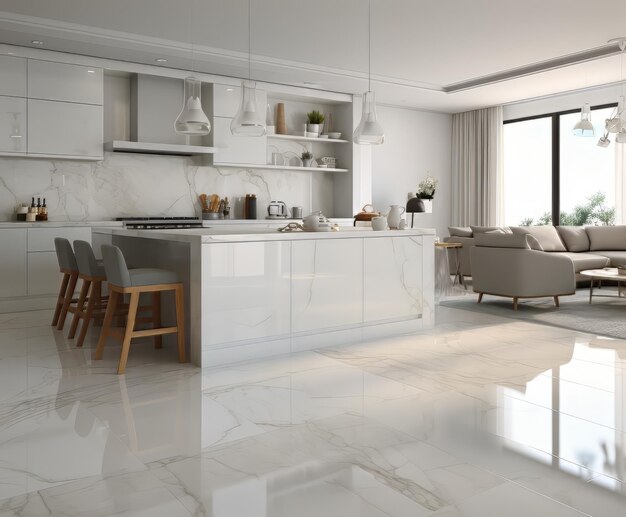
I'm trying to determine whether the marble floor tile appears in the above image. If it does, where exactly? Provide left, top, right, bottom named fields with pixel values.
left=1, top=306, right=626, bottom=516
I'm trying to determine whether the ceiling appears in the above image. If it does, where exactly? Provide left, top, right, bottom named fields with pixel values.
left=1, top=0, right=625, bottom=113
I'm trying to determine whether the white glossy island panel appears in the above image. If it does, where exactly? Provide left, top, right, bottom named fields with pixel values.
left=93, top=227, right=435, bottom=367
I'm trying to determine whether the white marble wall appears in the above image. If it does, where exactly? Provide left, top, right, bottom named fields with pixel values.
left=0, top=153, right=334, bottom=221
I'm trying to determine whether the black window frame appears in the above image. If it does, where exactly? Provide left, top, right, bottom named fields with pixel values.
left=504, top=102, right=617, bottom=226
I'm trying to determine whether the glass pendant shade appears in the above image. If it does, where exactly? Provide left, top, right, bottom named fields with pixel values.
left=230, top=81, right=266, bottom=136
left=175, top=77, right=211, bottom=135
left=572, top=103, right=595, bottom=137
left=597, top=134, right=611, bottom=147
left=353, top=91, right=385, bottom=145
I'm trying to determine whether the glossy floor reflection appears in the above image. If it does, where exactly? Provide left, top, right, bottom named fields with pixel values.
left=0, top=306, right=625, bottom=515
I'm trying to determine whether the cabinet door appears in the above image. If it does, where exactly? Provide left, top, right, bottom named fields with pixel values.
left=212, top=116, right=266, bottom=165
left=27, top=252, right=60, bottom=296
left=0, top=229, right=27, bottom=297
left=28, top=60, right=103, bottom=105
left=213, top=84, right=266, bottom=118
left=291, top=239, right=363, bottom=333
left=363, top=237, right=422, bottom=322
left=28, top=227, right=92, bottom=252
left=28, top=100, right=103, bottom=158
left=0, top=96, right=26, bottom=153
left=0, top=56, right=26, bottom=97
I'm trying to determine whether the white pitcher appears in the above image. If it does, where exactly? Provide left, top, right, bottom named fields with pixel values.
left=387, top=205, right=405, bottom=229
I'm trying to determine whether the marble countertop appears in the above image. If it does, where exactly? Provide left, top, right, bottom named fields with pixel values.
left=94, top=226, right=436, bottom=243
left=0, top=221, right=124, bottom=228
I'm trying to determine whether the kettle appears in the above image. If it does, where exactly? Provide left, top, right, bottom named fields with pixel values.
left=268, top=201, right=288, bottom=218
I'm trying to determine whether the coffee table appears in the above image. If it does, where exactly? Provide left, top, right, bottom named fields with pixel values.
left=579, top=268, right=626, bottom=303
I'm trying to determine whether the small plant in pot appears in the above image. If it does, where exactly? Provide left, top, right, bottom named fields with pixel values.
left=416, top=176, right=438, bottom=200
left=301, top=151, right=314, bottom=168
left=306, top=110, right=325, bottom=136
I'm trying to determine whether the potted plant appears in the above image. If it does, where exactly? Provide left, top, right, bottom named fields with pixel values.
left=301, top=151, right=314, bottom=168
left=416, top=176, right=438, bottom=213
left=306, top=110, right=325, bottom=136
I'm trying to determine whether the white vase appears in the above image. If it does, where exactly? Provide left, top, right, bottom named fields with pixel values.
left=387, top=205, right=406, bottom=229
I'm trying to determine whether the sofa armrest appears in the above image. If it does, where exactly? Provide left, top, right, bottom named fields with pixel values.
left=470, top=247, right=576, bottom=297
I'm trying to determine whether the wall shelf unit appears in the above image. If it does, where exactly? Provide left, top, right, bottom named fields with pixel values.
left=213, top=163, right=348, bottom=173
left=267, top=134, right=349, bottom=144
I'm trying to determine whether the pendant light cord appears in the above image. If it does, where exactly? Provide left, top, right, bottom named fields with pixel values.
left=189, top=0, right=194, bottom=73
left=368, top=0, right=371, bottom=92
left=248, top=0, right=252, bottom=82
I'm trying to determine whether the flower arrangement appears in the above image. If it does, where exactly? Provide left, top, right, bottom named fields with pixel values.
left=416, top=176, right=438, bottom=200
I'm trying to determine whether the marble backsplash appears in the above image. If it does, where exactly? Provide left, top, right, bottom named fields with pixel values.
left=0, top=153, right=334, bottom=221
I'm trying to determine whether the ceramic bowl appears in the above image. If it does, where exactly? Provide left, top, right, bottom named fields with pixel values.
left=371, top=216, right=387, bottom=231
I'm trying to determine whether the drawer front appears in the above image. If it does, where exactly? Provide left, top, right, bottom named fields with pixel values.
left=27, top=100, right=103, bottom=158
left=27, top=252, right=60, bottom=296
left=28, top=60, right=103, bottom=105
left=0, top=56, right=26, bottom=97
left=28, top=227, right=92, bottom=252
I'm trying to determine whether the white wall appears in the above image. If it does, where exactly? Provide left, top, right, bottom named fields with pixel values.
left=372, top=105, right=452, bottom=238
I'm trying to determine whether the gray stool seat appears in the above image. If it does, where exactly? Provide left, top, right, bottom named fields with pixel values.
left=54, top=237, right=78, bottom=272
left=129, top=268, right=179, bottom=287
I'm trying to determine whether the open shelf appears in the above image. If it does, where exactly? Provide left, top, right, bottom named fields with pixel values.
left=268, top=134, right=349, bottom=144
left=105, top=141, right=218, bottom=156
left=213, top=163, right=348, bottom=173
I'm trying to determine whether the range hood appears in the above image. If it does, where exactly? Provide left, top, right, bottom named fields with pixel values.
left=106, top=74, right=216, bottom=156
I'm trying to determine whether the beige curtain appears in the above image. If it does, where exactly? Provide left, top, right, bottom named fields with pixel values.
left=451, top=106, right=503, bottom=226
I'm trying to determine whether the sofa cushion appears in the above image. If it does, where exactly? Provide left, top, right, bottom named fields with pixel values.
left=474, top=232, right=528, bottom=248
left=510, top=225, right=567, bottom=252
left=556, top=226, right=590, bottom=252
left=526, top=235, right=543, bottom=251
left=586, top=225, right=626, bottom=251
left=471, top=225, right=500, bottom=234
left=448, top=226, right=472, bottom=238
left=557, top=252, right=610, bottom=273
left=590, top=251, right=626, bottom=267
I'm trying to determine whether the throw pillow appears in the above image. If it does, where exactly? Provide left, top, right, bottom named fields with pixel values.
left=556, top=226, right=590, bottom=252
left=448, top=226, right=473, bottom=238
left=510, top=225, right=566, bottom=252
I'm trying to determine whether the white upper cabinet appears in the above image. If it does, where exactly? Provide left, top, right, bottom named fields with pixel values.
left=0, top=96, right=26, bottom=153
left=0, top=56, right=26, bottom=97
left=212, top=117, right=266, bottom=165
left=213, top=83, right=266, bottom=118
left=28, top=60, right=103, bottom=105
left=28, top=100, right=103, bottom=158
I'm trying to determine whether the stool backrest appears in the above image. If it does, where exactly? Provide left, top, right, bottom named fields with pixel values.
left=101, top=244, right=131, bottom=288
left=73, top=240, right=102, bottom=278
left=54, top=237, right=78, bottom=272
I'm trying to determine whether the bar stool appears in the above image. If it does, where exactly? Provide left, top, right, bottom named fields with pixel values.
left=96, top=244, right=186, bottom=374
left=52, top=238, right=79, bottom=330
left=69, top=240, right=107, bottom=347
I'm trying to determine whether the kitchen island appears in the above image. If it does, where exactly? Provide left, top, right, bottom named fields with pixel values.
left=93, top=226, right=435, bottom=367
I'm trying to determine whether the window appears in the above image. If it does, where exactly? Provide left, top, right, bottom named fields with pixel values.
left=503, top=104, right=617, bottom=226
left=503, top=117, right=552, bottom=226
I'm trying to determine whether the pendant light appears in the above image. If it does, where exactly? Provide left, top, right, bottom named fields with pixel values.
left=353, top=0, right=384, bottom=145
left=175, top=0, right=211, bottom=136
left=572, top=103, right=595, bottom=137
left=231, top=0, right=265, bottom=136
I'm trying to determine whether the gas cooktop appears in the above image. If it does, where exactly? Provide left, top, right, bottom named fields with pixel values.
left=115, top=216, right=202, bottom=229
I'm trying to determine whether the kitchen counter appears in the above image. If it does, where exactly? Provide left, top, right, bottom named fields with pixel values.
left=93, top=225, right=435, bottom=368
left=0, top=220, right=123, bottom=228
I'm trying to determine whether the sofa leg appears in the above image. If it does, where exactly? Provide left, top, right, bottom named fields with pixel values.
left=512, top=297, right=519, bottom=311
left=553, top=296, right=560, bottom=308
left=477, top=293, right=483, bottom=304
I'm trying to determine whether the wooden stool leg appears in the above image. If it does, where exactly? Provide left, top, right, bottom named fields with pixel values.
left=118, top=291, right=140, bottom=375
left=96, top=291, right=119, bottom=360
left=152, top=291, right=162, bottom=349
left=175, top=285, right=186, bottom=363
left=77, top=280, right=100, bottom=348
left=57, top=272, right=78, bottom=330
left=69, top=279, right=90, bottom=339
left=52, top=273, right=70, bottom=326
left=513, top=297, right=519, bottom=311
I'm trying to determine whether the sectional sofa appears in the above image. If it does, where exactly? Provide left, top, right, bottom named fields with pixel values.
left=444, top=225, right=626, bottom=309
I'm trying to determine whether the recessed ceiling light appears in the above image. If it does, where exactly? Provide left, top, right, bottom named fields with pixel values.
left=87, top=70, right=95, bottom=74
left=31, top=40, right=43, bottom=46
left=226, top=88, right=234, bottom=92
left=155, top=58, right=167, bottom=63
left=6, top=52, right=15, bottom=55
